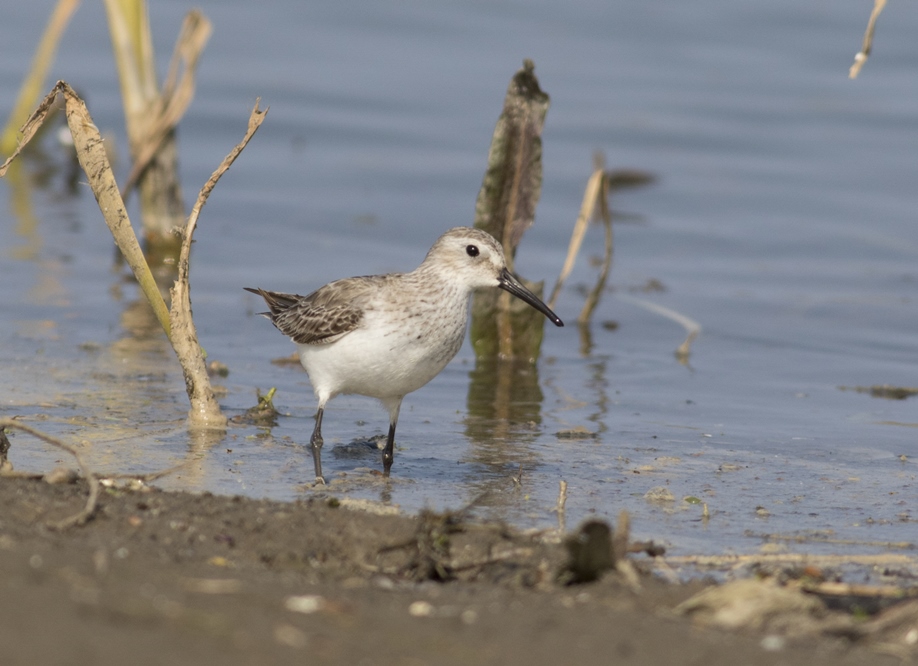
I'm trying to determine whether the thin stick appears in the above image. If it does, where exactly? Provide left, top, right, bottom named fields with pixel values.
left=510, top=463, right=523, bottom=488
left=805, top=581, right=918, bottom=599
left=746, top=532, right=915, bottom=551
left=0, top=471, right=44, bottom=480
left=0, top=418, right=100, bottom=529
left=169, top=100, right=267, bottom=427
left=578, top=173, right=613, bottom=324
left=556, top=479, right=568, bottom=533
left=849, top=0, right=888, bottom=79
left=659, top=553, right=916, bottom=568
left=615, top=292, right=701, bottom=362
left=548, top=169, right=603, bottom=309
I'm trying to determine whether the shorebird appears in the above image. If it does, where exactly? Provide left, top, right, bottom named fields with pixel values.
left=245, top=226, right=563, bottom=482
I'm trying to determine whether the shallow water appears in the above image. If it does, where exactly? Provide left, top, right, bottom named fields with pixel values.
left=2, top=1, right=917, bottom=562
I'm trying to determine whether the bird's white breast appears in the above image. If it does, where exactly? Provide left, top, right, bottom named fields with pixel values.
left=296, top=284, right=470, bottom=402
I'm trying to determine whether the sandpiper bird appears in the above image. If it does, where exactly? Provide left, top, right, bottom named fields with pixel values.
left=245, top=226, right=563, bottom=482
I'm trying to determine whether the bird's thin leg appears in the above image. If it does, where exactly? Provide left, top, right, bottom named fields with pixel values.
left=382, top=421, right=397, bottom=477
left=381, top=398, right=403, bottom=478
left=310, top=407, right=325, bottom=483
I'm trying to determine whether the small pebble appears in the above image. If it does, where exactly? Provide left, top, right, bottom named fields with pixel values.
left=760, top=635, right=785, bottom=652
left=460, top=609, right=478, bottom=625
left=285, top=595, right=325, bottom=614
left=408, top=601, right=434, bottom=617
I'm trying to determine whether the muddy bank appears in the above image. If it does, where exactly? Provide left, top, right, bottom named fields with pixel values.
left=1, top=476, right=914, bottom=665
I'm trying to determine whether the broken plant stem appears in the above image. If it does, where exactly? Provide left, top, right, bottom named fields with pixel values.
left=615, top=292, right=701, bottom=362
left=0, top=418, right=100, bottom=529
left=659, top=552, right=916, bottom=570
left=578, top=173, right=613, bottom=324
left=471, top=59, right=551, bottom=361
left=170, top=99, right=267, bottom=427
left=63, top=85, right=173, bottom=337
left=548, top=157, right=615, bottom=325
left=849, top=0, right=887, bottom=79
left=1, top=83, right=269, bottom=427
left=119, top=10, right=212, bottom=202
left=556, top=479, right=568, bottom=533
left=0, top=82, right=173, bottom=337
left=549, top=168, right=604, bottom=310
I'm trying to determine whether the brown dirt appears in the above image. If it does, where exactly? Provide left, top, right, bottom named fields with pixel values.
left=0, top=476, right=905, bottom=666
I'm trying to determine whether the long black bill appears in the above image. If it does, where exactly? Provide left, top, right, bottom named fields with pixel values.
left=498, top=268, right=564, bottom=327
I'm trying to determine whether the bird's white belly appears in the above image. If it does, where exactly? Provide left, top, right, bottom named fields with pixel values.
left=296, top=309, right=466, bottom=401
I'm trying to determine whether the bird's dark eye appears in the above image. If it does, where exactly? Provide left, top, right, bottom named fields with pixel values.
left=466, top=245, right=479, bottom=257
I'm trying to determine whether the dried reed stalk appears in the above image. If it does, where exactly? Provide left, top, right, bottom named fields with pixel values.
left=0, top=0, right=80, bottom=155
left=171, top=100, right=267, bottom=427
left=103, top=2, right=211, bottom=248
left=548, top=156, right=614, bottom=325
left=616, top=293, right=701, bottom=362
left=0, top=82, right=171, bottom=337
left=0, top=82, right=266, bottom=427
left=471, top=59, right=551, bottom=361
left=849, top=0, right=888, bottom=79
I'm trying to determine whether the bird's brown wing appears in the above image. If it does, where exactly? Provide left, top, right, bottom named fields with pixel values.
left=245, top=277, right=383, bottom=345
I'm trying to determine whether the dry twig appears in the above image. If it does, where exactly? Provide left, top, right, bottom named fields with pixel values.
left=746, top=531, right=916, bottom=551
left=170, top=99, right=267, bottom=427
left=119, top=10, right=212, bottom=200
left=549, top=169, right=604, bottom=310
left=658, top=552, right=917, bottom=571
left=548, top=156, right=614, bottom=326
left=849, top=0, right=888, bottom=79
left=0, top=418, right=99, bottom=529
left=549, top=159, right=653, bottom=325
left=555, top=479, right=568, bottom=533
left=615, top=292, right=701, bottom=362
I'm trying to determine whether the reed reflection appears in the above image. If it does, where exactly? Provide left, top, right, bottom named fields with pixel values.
left=462, top=356, right=545, bottom=512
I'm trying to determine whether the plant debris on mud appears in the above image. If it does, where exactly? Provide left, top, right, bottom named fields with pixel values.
left=1, top=475, right=916, bottom=665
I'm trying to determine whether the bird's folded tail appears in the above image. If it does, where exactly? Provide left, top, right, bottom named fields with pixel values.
left=244, top=287, right=300, bottom=318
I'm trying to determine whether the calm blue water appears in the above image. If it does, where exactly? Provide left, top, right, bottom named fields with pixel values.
left=2, top=1, right=917, bottom=561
